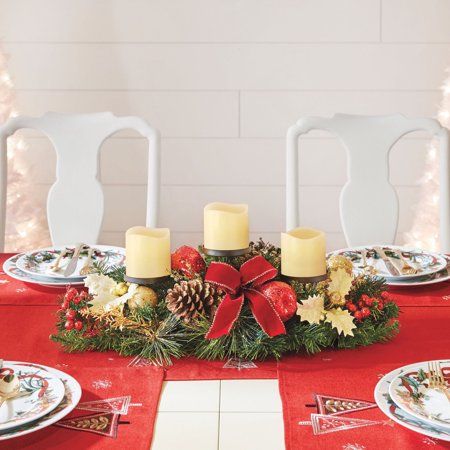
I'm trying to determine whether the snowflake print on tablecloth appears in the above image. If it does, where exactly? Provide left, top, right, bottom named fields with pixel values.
left=128, top=356, right=156, bottom=367
left=92, top=379, right=112, bottom=390
left=0, top=279, right=9, bottom=284
left=16, top=288, right=26, bottom=293
left=342, top=444, right=366, bottom=450
left=422, top=437, right=438, bottom=446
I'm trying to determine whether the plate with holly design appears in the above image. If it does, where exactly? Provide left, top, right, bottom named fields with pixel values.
left=15, top=245, right=125, bottom=281
left=388, top=360, right=450, bottom=431
left=2, top=254, right=84, bottom=287
left=0, top=362, right=81, bottom=441
left=0, top=362, right=65, bottom=432
left=374, top=361, right=450, bottom=442
left=329, top=246, right=448, bottom=285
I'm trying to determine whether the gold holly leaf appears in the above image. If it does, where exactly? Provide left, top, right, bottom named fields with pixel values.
left=328, top=268, right=352, bottom=305
left=296, top=295, right=325, bottom=324
left=325, top=307, right=356, bottom=337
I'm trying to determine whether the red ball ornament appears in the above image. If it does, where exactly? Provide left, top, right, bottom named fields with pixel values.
left=171, top=246, right=206, bottom=278
left=258, top=281, right=297, bottom=322
left=74, top=320, right=83, bottom=331
left=64, top=320, right=74, bottom=331
left=360, top=307, right=371, bottom=318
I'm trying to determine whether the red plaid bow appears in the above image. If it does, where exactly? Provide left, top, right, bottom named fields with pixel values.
left=205, top=255, right=286, bottom=339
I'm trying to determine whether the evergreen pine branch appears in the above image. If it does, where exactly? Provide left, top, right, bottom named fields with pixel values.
left=92, top=260, right=126, bottom=283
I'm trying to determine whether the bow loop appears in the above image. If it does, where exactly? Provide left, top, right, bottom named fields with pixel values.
left=240, top=255, right=277, bottom=286
left=205, top=255, right=286, bottom=339
left=205, top=262, right=241, bottom=294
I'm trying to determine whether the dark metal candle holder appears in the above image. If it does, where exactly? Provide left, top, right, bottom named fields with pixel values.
left=124, top=274, right=169, bottom=286
left=203, top=247, right=249, bottom=257
left=282, top=273, right=328, bottom=284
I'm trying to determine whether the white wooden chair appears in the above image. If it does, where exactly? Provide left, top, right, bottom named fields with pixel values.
left=0, top=112, right=160, bottom=250
left=286, top=113, right=450, bottom=252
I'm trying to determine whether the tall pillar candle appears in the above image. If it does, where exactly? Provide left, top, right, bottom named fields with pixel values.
left=281, top=227, right=326, bottom=281
left=204, top=202, right=249, bottom=255
left=125, top=226, right=171, bottom=281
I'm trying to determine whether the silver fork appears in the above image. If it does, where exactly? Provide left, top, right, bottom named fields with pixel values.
left=428, top=361, right=450, bottom=400
left=80, top=247, right=95, bottom=275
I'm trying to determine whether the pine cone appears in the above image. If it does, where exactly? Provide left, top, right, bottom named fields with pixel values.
left=165, top=279, right=220, bottom=323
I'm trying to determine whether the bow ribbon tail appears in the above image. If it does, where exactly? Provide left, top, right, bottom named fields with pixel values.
left=245, top=289, right=286, bottom=337
left=205, top=293, right=245, bottom=339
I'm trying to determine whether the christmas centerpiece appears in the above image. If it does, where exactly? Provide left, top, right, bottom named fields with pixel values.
left=51, top=203, right=399, bottom=365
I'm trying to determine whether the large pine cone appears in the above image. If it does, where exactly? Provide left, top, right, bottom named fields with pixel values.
left=165, top=279, right=219, bottom=323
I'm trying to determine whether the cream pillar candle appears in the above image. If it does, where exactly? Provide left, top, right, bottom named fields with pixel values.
left=204, top=202, right=249, bottom=252
left=281, top=227, right=326, bottom=279
left=125, top=226, right=171, bottom=279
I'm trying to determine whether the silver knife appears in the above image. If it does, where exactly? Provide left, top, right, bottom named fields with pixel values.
left=373, top=246, right=401, bottom=277
left=63, top=243, right=86, bottom=277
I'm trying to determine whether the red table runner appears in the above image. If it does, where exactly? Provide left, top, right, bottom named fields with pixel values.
left=1, top=253, right=450, bottom=449
left=278, top=307, right=450, bottom=449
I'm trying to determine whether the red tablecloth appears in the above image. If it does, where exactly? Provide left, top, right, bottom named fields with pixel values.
left=1, top=253, right=450, bottom=449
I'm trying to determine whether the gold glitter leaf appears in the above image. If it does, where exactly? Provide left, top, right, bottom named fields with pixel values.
left=296, top=295, right=325, bottom=325
left=325, top=308, right=356, bottom=337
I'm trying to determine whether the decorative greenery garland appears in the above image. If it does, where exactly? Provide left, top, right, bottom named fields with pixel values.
left=51, top=240, right=400, bottom=365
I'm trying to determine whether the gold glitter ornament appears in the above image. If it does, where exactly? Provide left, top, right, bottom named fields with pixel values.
left=111, top=282, right=129, bottom=297
left=327, top=255, right=353, bottom=275
left=128, top=286, right=158, bottom=310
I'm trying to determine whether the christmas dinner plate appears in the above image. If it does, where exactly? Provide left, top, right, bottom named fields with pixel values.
left=329, top=246, right=449, bottom=286
left=374, top=362, right=450, bottom=442
left=388, top=360, right=450, bottom=431
left=2, top=254, right=84, bottom=288
left=16, top=245, right=125, bottom=281
left=0, top=362, right=81, bottom=441
left=0, top=362, right=65, bottom=431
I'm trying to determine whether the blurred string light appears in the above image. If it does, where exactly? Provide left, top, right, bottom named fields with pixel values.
left=406, top=71, right=450, bottom=251
left=0, top=47, right=49, bottom=251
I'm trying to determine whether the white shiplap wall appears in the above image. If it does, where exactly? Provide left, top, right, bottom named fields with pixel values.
left=1, top=0, right=450, bottom=250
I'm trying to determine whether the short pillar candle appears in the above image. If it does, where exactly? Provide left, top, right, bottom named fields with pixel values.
left=125, top=226, right=171, bottom=282
left=203, top=202, right=249, bottom=256
left=281, top=227, right=327, bottom=282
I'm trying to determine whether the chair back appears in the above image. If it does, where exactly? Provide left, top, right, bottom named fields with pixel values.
left=286, top=113, right=450, bottom=251
left=0, top=111, right=160, bottom=250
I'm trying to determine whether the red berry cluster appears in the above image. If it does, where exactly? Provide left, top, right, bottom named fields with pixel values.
left=60, top=287, right=88, bottom=332
left=346, top=292, right=389, bottom=322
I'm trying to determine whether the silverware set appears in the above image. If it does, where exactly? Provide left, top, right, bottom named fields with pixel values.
left=372, top=247, right=419, bottom=277
left=57, top=243, right=96, bottom=277
left=428, top=361, right=450, bottom=400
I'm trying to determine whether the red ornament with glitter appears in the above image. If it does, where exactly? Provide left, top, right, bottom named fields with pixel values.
left=258, top=281, right=297, bottom=322
left=171, top=246, right=206, bottom=278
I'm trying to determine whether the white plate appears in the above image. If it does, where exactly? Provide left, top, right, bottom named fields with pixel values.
left=16, top=245, right=125, bottom=281
left=374, top=361, right=450, bottom=442
left=0, top=362, right=81, bottom=441
left=2, top=255, right=84, bottom=288
left=389, top=360, right=450, bottom=430
left=0, top=363, right=65, bottom=431
left=330, top=246, right=447, bottom=281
